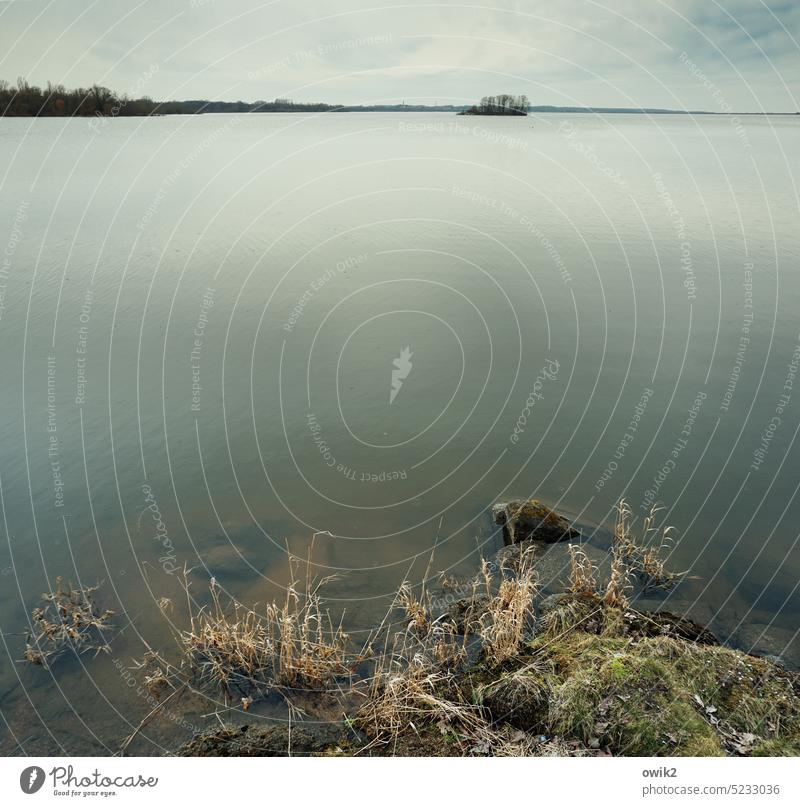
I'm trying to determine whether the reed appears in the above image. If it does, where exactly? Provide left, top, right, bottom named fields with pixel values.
left=138, top=552, right=366, bottom=710
left=613, top=498, right=678, bottom=591
left=567, top=544, right=598, bottom=598
left=477, top=546, right=538, bottom=665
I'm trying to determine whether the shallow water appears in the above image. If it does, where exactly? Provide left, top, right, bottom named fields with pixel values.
left=0, top=111, right=798, bottom=753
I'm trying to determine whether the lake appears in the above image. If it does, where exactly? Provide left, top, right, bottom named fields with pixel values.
left=0, top=111, right=798, bottom=753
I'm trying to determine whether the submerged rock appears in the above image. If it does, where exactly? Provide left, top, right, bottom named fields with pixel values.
left=492, top=500, right=580, bottom=545
left=727, top=623, right=799, bottom=667
left=203, top=544, right=257, bottom=579
left=177, top=724, right=341, bottom=757
left=502, top=541, right=611, bottom=594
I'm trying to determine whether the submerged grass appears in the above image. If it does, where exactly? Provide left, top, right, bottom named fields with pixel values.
left=23, top=578, right=114, bottom=666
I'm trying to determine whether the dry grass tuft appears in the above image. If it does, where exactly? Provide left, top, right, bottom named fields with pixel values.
left=357, top=645, right=483, bottom=748
left=398, top=584, right=431, bottom=638
left=567, top=544, right=598, bottom=598
left=138, top=551, right=368, bottom=711
left=23, top=578, right=114, bottom=666
left=181, top=575, right=353, bottom=696
left=602, top=546, right=630, bottom=609
left=477, top=545, right=538, bottom=666
left=563, top=496, right=679, bottom=612
left=613, top=499, right=679, bottom=591
left=355, top=546, right=539, bottom=749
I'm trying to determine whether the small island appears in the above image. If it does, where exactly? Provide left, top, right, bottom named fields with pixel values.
left=459, top=94, right=529, bottom=115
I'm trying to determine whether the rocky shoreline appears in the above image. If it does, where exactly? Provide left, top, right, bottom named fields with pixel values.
left=170, top=499, right=800, bottom=757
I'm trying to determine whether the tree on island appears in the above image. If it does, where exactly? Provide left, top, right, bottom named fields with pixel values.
left=460, top=94, right=528, bottom=115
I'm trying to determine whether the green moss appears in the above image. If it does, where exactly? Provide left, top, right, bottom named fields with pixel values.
left=516, top=500, right=561, bottom=525
left=751, top=738, right=800, bottom=757
left=508, top=610, right=799, bottom=757
left=548, top=642, right=717, bottom=755
left=678, top=735, right=724, bottom=757
left=606, top=656, right=628, bottom=680
left=638, top=638, right=800, bottom=741
left=361, top=593, right=800, bottom=757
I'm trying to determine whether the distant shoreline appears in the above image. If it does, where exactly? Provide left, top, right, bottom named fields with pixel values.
left=1, top=81, right=797, bottom=118
left=3, top=106, right=797, bottom=118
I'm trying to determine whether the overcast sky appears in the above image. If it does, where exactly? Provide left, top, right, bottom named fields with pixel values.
left=1, top=0, right=797, bottom=111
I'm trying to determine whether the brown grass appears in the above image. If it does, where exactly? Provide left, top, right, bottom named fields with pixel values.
left=567, top=544, right=598, bottom=598
left=182, top=576, right=353, bottom=695
left=602, top=545, right=630, bottom=609
left=123, top=498, right=683, bottom=753
left=355, top=545, right=539, bottom=751
left=614, top=498, right=678, bottom=591
left=557, top=499, right=679, bottom=610
left=138, top=553, right=368, bottom=709
left=563, top=499, right=678, bottom=611
left=477, top=546, right=538, bottom=665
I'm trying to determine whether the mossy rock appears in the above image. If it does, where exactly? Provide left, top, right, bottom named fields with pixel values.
left=545, top=637, right=719, bottom=756
left=464, top=613, right=800, bottom=757
left=492, top=500, right=580, bottom=545
left=639, top=638, right=800, bottom=743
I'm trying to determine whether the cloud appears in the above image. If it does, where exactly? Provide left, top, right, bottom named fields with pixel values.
left=0, top=0, right=797, bottom=110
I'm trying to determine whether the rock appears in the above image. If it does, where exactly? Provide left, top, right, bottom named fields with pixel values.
left=495, top=540, right=610, bottom=595
left=177, top=724, right=341, bottom=756
left=203, top=544, right=256, bottom=579
left=493, top=542, right=530, bottom=572
left=492, top=500, right=580, bottom=545
left=628, top=609, right=719, bottom=646
left=444, top=594, right=490, bottom=634
left=726, top=623, right=799, bottom=667
left=539, top=593, right=572, bottom=615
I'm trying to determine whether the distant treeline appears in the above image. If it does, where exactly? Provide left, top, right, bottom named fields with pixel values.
left=5, top=79, right=792, bottom=118
left=0, top=78, right=474, bottom=117
left=460, top=94, right=529, bottom=115
left=0, top=78, right=346, bottom=116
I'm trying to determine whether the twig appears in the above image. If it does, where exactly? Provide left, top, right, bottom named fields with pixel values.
left=119, top=683, right=187, bottom=755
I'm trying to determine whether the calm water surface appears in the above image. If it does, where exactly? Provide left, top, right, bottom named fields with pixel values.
left=0, top=112, right=798, bottom=753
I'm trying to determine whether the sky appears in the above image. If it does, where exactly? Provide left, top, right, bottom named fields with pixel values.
left=0, top=0, right=798, bottom=111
